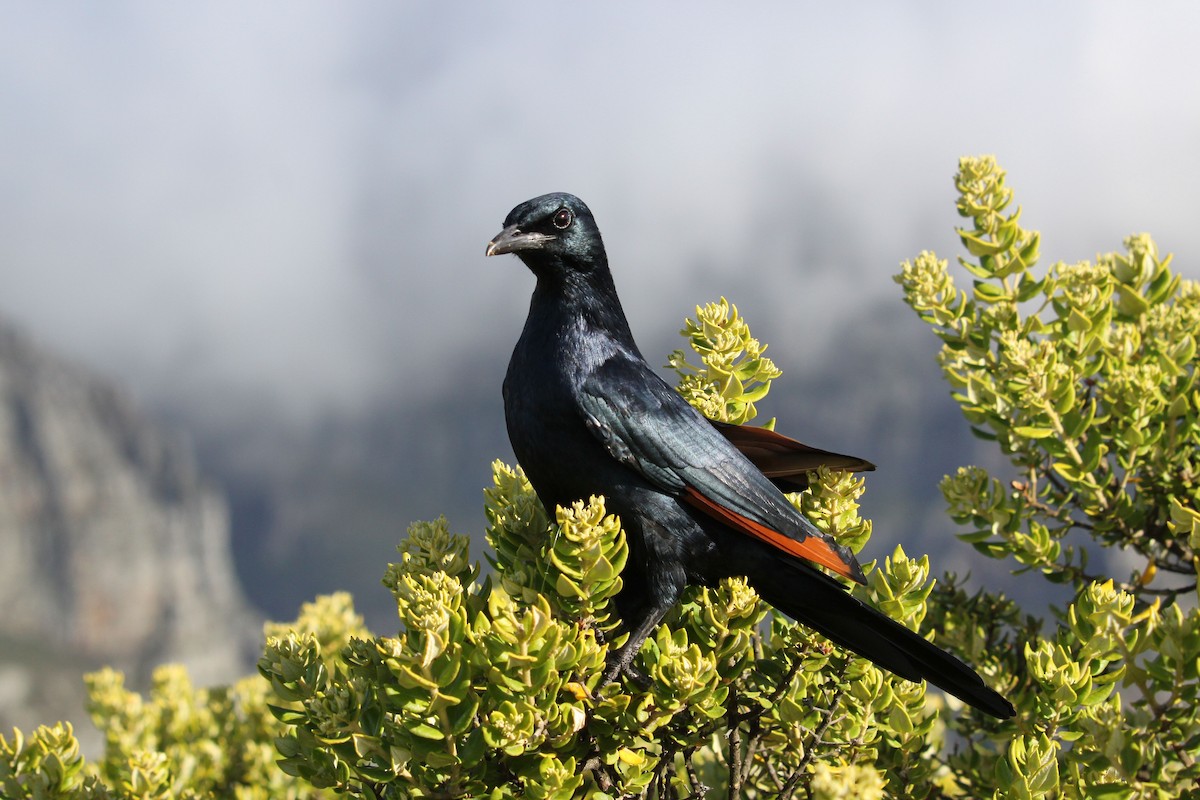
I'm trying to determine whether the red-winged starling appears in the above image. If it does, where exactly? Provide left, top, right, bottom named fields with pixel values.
left=488, top=192, right=1014, bottom=719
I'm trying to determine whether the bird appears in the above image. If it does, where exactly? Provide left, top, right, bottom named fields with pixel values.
left=487, top=192, right=1015, bottom=719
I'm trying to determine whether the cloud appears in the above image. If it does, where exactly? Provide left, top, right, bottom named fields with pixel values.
left=0, top=2, right=1196, bottom=423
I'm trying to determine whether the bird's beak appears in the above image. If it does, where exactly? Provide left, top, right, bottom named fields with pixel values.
left=486, top=224, right=553, bottom=257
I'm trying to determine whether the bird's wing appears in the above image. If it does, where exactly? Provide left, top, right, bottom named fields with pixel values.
left=578, top=353, right=865, bottom=584
left=712, top=420, right=875, bottom=492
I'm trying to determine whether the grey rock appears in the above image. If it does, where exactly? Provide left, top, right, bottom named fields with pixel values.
left=0, top=319, right=257, bottom=744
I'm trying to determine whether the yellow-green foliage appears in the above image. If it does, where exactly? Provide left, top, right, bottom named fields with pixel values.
left=667, top=297, right=782, bottom=425
left=897, top=155, right=1200, bottom=799
left=1, top=722, right=108, bottom=800
left=248, top=307, right=991, bottom=799
left=6, top=156, right=1198, bottom=798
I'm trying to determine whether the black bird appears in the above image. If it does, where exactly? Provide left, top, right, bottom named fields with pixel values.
left=488, top=192, right=1015, bottom=719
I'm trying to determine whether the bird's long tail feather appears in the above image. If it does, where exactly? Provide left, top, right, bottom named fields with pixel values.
left=751, top=561, right=1015, bottom=718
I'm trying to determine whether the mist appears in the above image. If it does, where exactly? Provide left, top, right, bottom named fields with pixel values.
left=3, top=3, right=1196, bottom=423
left=2, top=3, right=1197, bottom=624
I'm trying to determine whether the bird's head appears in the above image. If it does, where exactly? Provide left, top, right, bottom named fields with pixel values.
left=486, top=193, right=606, bottom=278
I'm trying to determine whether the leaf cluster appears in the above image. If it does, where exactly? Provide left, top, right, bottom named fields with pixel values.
left=897, top=156, right=1197, bottom=597
left=9, top=156, right=1199, bottom=798
left=252, top=460, right=965, bottom=799
left=1, top=651, right=336, bottom=800
left=667, top=298, right=782, bottom=426
left=897, top=155, right=1200, bottom=798
left=246, top=299, right=1015, bottom=799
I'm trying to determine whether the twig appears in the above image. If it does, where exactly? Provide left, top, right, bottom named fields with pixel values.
left=683, top=745, right=708, bottom=799
left=779, top=662, right=850, bottom=800
left=727, top=711, right=743, bottom=800
left=780, top=692, right=842, bottom=800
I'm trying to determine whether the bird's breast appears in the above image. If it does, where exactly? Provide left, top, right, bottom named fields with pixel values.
left=503, top=329, right=628, bottom=511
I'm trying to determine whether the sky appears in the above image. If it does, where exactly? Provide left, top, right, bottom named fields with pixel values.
left=1, top=2, right=1198, bottom=425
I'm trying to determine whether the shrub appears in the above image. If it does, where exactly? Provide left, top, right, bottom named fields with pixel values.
left=6, top=156, right=1196, bottom=798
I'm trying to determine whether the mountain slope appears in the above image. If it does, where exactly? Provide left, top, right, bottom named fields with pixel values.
left=0, top=319, right=256, bottom=741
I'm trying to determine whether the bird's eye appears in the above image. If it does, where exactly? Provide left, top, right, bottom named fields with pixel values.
left=552, top=208, right=573, bottom=230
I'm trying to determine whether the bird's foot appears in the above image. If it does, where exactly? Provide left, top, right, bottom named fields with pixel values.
left=601, top=646, right=651, bottom=690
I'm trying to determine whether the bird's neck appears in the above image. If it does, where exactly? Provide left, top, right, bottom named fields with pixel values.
left=524, top=260, right=640, bottom=358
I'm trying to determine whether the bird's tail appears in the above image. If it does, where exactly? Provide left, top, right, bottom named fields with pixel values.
left=750, top=560, right=1015, bottom=719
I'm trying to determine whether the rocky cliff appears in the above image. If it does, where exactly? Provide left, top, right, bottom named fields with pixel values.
left=0, top=319, right=256, bottom=740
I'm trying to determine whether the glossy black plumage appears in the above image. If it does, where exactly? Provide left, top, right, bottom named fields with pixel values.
left=489, top=192, right=1014, bottom=719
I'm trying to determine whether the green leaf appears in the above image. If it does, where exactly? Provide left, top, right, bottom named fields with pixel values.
left=1016, top=274, right=1046, bottom=303
left=1051, top=461, right=1083, bottom=482
left=267, top=704, right=308, bottom=725
left=1012, top=426, right=1055, bottom=439
left=1084, top=783, right=1135, bottom=800
left=555, top=573, right=584, bottom=598
left=960, top=230, right=1007, bottom=257
left=958, top=255, right=993, bottom=278
left=974, top=281, right=1008, bottom=303
left=407, top=721, right=446, bottom=740
left=1114, top=284, right=1150, bottom=317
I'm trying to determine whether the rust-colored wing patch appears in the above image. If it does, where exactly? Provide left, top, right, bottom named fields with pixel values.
left=712, top=421, right=875, bottom=493
left=683, top=486, right=865, bottom=584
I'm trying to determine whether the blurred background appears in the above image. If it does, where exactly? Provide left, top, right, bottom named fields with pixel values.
left=2, top=2, right=1197, bottom=743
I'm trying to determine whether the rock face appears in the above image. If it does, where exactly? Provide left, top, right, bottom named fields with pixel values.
left=0, top=319, right=255, bottom=738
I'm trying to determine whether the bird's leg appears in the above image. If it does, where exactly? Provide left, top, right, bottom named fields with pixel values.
left=600, top=517, right=692, bottom=688
left=601, top=642, right=651, bottom=688
left=600, top=594, right=678, bottom=689
left=601, top=630, right=651, bottom=688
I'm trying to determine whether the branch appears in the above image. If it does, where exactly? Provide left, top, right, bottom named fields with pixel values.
left=780, top=684, right=845, bottom=800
